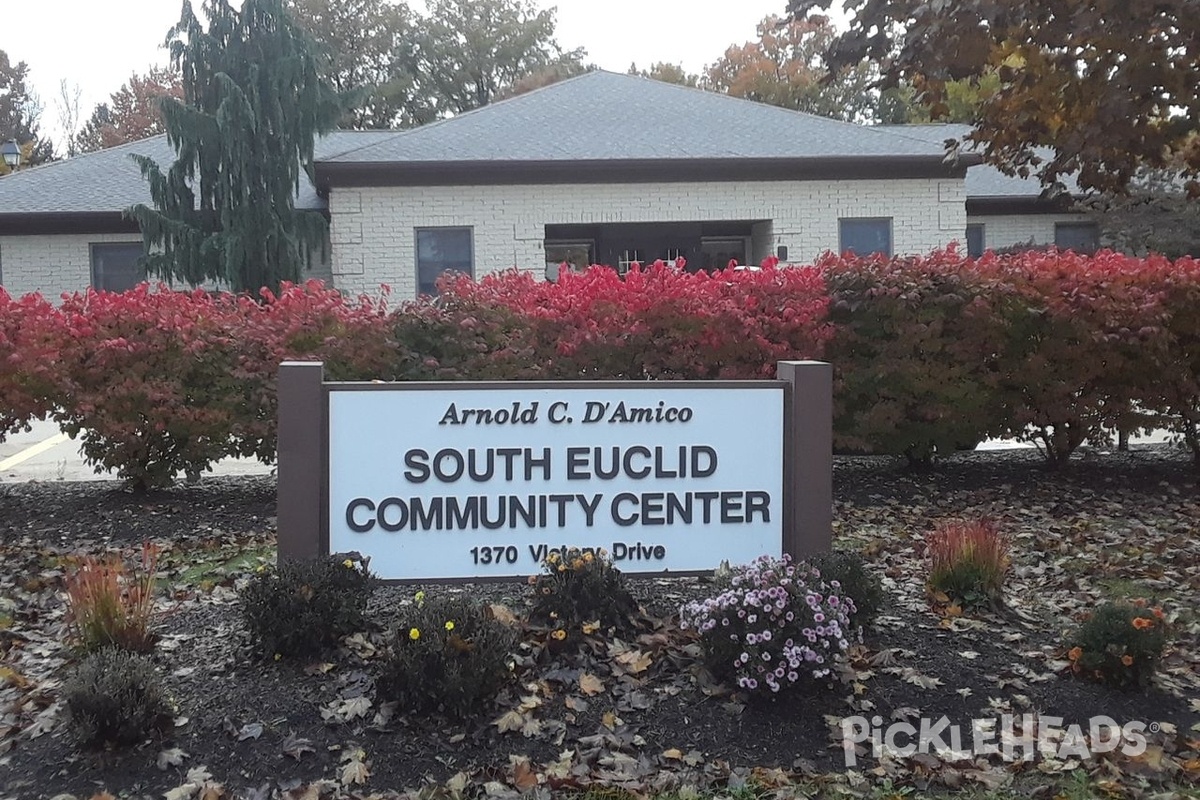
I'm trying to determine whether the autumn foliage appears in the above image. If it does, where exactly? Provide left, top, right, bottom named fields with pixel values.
left=1, top=250, right=1198, bottom=486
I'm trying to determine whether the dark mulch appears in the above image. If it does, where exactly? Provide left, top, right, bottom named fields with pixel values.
left=1, top=445, right=1197, bottom=799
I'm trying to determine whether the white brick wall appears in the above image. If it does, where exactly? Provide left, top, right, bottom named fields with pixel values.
left=0, top=233, right=144, bottom=299
left=967, top=213, right=1090, bottom=251
left=0, top=233, right=333, bottom=299
left=331, top=178, right=967, bottom=297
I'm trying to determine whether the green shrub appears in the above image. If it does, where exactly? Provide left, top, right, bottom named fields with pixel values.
left=1066, top=601, right=1169, bottom=689
left=803, top=550, right=884, bottom=629
left=376, top=594, right=516, bottom=718
left=63, top=649, right=173, bottom=748
left=529, top=547, right=639, bottom=639
left=239, top=556, right=374, bottom=658
left=925, top=519, right=1009, bottom=611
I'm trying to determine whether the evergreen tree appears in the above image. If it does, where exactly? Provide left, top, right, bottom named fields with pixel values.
left=128, top=0, right=341, bottom=293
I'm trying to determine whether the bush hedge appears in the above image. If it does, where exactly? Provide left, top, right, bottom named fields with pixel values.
left=1, top=249, right=1197, bottom=484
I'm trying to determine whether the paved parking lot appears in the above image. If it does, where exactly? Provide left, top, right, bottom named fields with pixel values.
left=0, top=418, right=272, bottom=483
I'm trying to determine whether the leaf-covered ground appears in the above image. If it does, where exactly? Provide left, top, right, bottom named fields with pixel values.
left=0, top=446, right=1197, bottom=800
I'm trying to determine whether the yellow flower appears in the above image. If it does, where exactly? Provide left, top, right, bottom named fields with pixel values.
left=584, top=552, right=594, bottom=563
left=414, top=590, right=426, bottom=606
left=409, top=627, right=421, bottom=641
left=273, top=653, right=281, bottom=661
left=582, top=620, right=600, bottom=635
left=557, top=565, right=567, bottom=572
left=444, top=620, right=455, bottom=631
left=547, top=552, right=559, bottom=563
left=342, top=558, right=354, bottom=568
left=550, top=629, right=567, bottom=641
left=256, top=565, right=266, bottom=574
left=571, top=558, right=584, bottom=570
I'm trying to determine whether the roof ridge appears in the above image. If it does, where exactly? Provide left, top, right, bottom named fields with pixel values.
left=0, top=133, right=169, bottom=181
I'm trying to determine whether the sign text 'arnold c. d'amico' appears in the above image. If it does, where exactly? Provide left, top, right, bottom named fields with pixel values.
left=328, top=385, right=785, bottom=580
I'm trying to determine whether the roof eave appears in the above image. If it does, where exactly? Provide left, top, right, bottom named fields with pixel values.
left=316, top=155, right=975, bottom=189
left=0, top=211, right=140, bottom=236
left=967, top=194, right=1078, bottom=215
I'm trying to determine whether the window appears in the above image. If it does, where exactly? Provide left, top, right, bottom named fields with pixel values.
left=544, top=240, right=594, bottom=282
left=90, top=242, right=145, bottom=292
left=1054, top=222, right=1099, bottom=254
left=965, top=223, right=985, bottom=258
left=839, top=218, right=893, bottom=257
left=415, top=227, right=472, bottom=295
left=701, top=237, right=749, bottom=270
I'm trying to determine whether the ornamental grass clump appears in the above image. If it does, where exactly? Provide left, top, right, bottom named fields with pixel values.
left=1066, top=600, right=1169, bottom=689
left=64, top=542, right=161, bottom=654
left=528, top=547, right=640, bottom=639
left=679, top=554, right=856, bottom=694
left=376, top=594, right=517, bottom=719
left=925, top=519, right=1010, bottom=611
left=239, top=555, right=374, bottom=658
left=63, top=648, right=173, bottom=748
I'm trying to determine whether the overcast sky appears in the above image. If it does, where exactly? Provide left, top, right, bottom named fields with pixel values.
left=3, top=0, right=821, bottom=150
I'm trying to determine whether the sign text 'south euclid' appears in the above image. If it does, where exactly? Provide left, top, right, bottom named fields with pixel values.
left=327, top=385, right=784, bottom=580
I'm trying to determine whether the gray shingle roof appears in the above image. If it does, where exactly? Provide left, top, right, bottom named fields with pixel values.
left=0, top=131, right=388, bottom=215
left=884, top=123, right=1079, bottom=198
left=324, top=71, right=953, bottom=164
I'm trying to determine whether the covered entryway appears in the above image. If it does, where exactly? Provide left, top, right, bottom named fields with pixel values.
left=544, top=220, right=773, bottom=280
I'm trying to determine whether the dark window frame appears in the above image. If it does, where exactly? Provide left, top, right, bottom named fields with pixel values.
left=1054, top=221, right=1100, bottom=254
left=966, top=223, right=985, bottom=258
left=415, top=226, right=474, bottom=296
left=89, top=241, right=146, bottom=292
left=838, top=217, right=894, bottom=257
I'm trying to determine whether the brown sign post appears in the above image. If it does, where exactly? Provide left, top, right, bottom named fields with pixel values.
left=276, top=359, right=831, bottom=574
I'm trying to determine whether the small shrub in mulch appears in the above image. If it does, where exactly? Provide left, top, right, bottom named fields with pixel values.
left=925, top=518, right=1010, bottom=612
left=376, top=594, right=517, bottom=719
left=1066, top=600, right=1170, bottom=689
left=679, top=554, right=855, bottom=694
left=802, top=550, right=883, bottom=630
left=239, top=555, right=374, bottom=658
left=62, top=648, right=173, bottom=748
left=63, top=542, right=161, bottom=654
left=528, top=547, right=640, bottom=641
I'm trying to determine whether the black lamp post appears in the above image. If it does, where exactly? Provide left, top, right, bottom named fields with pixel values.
left=2, top=139, right=22, bottom=170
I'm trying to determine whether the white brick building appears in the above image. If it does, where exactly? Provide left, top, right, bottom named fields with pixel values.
left=0, top=72, right=1092, bottom=300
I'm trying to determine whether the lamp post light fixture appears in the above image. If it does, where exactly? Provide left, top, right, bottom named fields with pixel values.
left=2, top=139, right=21, bottom=170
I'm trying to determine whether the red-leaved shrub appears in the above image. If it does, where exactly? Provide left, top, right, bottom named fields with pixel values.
left=0, top=288, right=65, bottom=437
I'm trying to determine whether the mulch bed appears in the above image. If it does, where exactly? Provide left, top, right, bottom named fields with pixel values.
left=0, top=446, right=1198, bottom=799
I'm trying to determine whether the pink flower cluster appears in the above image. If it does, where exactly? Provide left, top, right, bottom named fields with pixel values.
left=680, top=555, right=857, bottom=694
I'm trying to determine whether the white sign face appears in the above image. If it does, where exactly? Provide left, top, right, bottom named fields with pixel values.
left=327, top=385, right=784, bottom=580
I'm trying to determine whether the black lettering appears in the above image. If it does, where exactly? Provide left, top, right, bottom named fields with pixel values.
left=577, top=493, right=602, bottom=526
left=720, top=491, right=744, bottom=523
left=433, top=449, right=464, bottom=482
left=666, top=492, right=692, bottom=524
left=641, top=492, right=665, bottom=525
left=526, top=448, right=552, bottom=481
left=624, top=445, right=652, bottom=479
left=411, top=497, right=443, bottom=530
left=377, top=497, right=408, bottom=532
left=547, top=494, right=573, bottom=527
left=439, top=403, right=461, bottom=425
left=582, top=401, right=607, bottom=423
left=510, top=495, right=537, bottom=528
left=481, top=497, right=506, bottom=530
left=678, top=407, right=693, bottom=422
left=695, top=491, right=720, bottom=523
left=345, top=498, right=375, bottom=532
left=467, top=449, right=494, bottom=482
left=612, top=493, right=638, bottom=526
left=403, top=449, right=430, bottom=483
left=548, top=401, right=569, bottom=423
left=745, top=491, right=771, bottom=523
left=692, top=446, right=718, bottom=478
left=566, top=447, right=590, bottom=479
left=446, top=496, right=479, bottom=529
left=652, top=545, right=666, bottom=559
